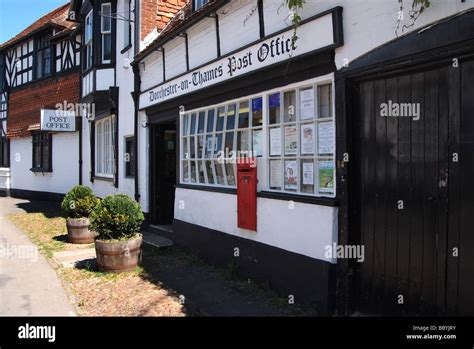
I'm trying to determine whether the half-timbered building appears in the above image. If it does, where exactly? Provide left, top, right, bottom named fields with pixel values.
left=0, top=3, right=81, bottom=200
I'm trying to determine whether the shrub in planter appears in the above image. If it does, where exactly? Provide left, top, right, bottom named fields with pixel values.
left=90, top=194, right=144, bottom=272
left=61, top=185, right=99, bottom=244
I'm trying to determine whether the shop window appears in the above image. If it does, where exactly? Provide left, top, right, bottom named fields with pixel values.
left=31, top=132, right=52, bottom=172
left=268, top=81, right=335, bottom=196
left=84, top=10, right=93, bottom=69
left=95, top=115, right=115, bottom=177
left=179, top=77, right=335, bottom=197
left=101, top=3, right=112, bottom=64
left=125, top=136, right=135, bottom=178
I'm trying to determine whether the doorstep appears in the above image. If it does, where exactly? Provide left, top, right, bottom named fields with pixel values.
left=142, top=230, right=173, bottom=248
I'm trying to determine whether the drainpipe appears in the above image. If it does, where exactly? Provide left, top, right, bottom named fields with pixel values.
left=133, top=0, right=140, bottom=202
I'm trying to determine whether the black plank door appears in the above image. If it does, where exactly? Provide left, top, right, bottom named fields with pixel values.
left=354, top=58, right=474, bottom=315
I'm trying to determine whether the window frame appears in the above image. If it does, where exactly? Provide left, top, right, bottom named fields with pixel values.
left=122, top=0, right=132, bottom=51
left=178, top=74, right=336, bottom=198
left=35, top=34, right=52, bottom=79
left=84, top=10, right=93, bottom=70
left=31, top=132, right=52, bottom=172
left=0, top=135, right=9, bottom=168
left=101, top=3, right=112, bottom=64
left=124, top=135, right=135, bottom=178
left=95, top=115, right=115, bottom=178
left=194, top=0, right=209, bottom=11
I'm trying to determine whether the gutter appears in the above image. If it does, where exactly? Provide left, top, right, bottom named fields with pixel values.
left=133, top=0, right=140, bottom=202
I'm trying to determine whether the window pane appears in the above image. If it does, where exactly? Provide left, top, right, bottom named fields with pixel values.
left=237, top=130, right=250, bottom=152
left=251, top=97, right=263, bottom=127
left=269, top=93, right=280, bottom=124
left=225, top=163, right=235, bottom=186
left=301, top=159, right=314, bottom=194
left=300, top=87, right=315, bottom=120
left=205, top=135, right=213, bottom=158
left=198, top=161, right=206, bottom=183
left=269, top=159, right=282, bottom=190
left=238, top=101, right=249, bottom=128
left=197, top=135, right=205, bottom=158
left=190, top=161, right=197, bottom=183
left=215, top=162, right=225, bottom=185
left=189, top=136, right=196, bottom=158
left=103, top=33, right=112, bottom=62
left=34, top=141, right=41, bottom=168
left=182, top=161, right=189, bottom=182
left=206, top=109, right=215, bottom=133
left=205, top=160, right=215, bottom=184
left=215, top=133, right=223, bottom=155
left=182, top=137, right=189, bottom=159
left=197, top=111, right=205, bottom=133
left=284, top=125, right=297, bottom=155
left=42, top=140, right=49, bottom=169
left=224, top=131, right=234, bottom=153
left=190, top=113, right=196, bottom=134
left=318, top=84, right=332, bottom=118
left=182, top=114, right=189, bottom=136
left=252, top=129, right=263, bottom=156
left=216, top=107, right=225, bottom=131
left=101, top=4, right=111, bottom=32
left=283, top=90, right=296, bottom=122
left=226, top=104, right=236, bottom=130
left=284, top=160, right=298, bottom=192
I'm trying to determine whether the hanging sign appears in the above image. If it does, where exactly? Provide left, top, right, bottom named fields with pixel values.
left=139, top=10, right=339, bottom=109
left=40, top=109, right=76, bottom=132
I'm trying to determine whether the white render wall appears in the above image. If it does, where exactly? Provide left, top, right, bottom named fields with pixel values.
left=81, top=0, right=136, bottom=200
left=174, top=188, right=338, bottom=262
left=9, top=133, right=78, bottom=194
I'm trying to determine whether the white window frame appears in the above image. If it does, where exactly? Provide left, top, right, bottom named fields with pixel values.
left=95, top=115, right=115, bottom=178
left=84, top=10, right=93, bottom=69
left=178, top=74, right=336, bottom=198
left=101, top=3, right=112, bottom=64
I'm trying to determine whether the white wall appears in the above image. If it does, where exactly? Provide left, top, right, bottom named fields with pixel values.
left=187, top=16, right=217, bottom=69
left=10, top=133, right=79, bottom=194
left=262, top=0, right=474, bottom=69
left=218, top=0, right=260, bottom=55
left=174, top=188, right=338, bottom=262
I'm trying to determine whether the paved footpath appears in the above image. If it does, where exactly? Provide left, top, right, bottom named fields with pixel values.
left=0, top=197, right=75, bottom=316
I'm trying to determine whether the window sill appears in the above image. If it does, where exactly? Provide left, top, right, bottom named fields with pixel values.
left=30, top=168, right=52, bottom=173
left=176, top=183, right=237, bottom=195
left=258, top=191, right=339, bottom=206
left=93, top=176, right=114, bottom=182
left=121, top=44, right=132, bottom=54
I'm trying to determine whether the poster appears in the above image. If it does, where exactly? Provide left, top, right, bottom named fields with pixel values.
left=318, top=121, right=334, bottom=154
left=301, top=123, right=315, bottom=154
left=302, top=162, right=314, bottom=185
left=239, top=131, right=249, bottom=151
left=284, top=160, right=298, bottom=190
left=270, top=160, right=282, bottom=189
left=252, top=129, right=263, bottom=156
left=270, top=127, right=281, bottom=156
left=300, top=87, right=315, bottom=120
left=318, top=161, right=334, bottom=193
left=284, top=126, right=297, bottom=155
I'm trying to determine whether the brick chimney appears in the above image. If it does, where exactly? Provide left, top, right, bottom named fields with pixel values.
left=140, top=0, right=187, bottom=42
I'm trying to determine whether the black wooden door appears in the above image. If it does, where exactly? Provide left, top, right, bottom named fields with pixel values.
left=151, top=122, right=177, bottom=225
left=354, top=58, right=474, bottom=315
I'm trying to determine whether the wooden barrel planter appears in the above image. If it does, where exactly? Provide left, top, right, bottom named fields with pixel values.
left=95, top=234, right=142, bottom=273
left=66, top=218, right=96, bottom=244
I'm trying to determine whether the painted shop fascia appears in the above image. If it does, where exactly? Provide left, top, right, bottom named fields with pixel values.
left=135, top=2, right=343, bottom=313
left=0, top=3, right=81, bottom=200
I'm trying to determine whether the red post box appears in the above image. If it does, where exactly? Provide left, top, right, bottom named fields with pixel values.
left=237, top=158, right=257, bottom=231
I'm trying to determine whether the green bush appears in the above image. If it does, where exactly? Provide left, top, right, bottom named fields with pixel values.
left=90, top=194, right=144, bottom=241
left=61, top=185, right=99, bottom=219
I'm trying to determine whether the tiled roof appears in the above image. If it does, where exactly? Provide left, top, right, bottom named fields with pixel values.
left=0, top=3, right=73, bottom=50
